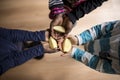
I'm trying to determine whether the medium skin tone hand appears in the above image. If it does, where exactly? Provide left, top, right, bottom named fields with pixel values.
left=42, top=42, right=58, bottom=53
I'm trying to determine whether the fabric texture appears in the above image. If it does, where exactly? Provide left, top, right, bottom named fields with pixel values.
left=72, top=20, right=120, bottom=74
left=0, top=28, right=45, bottom=75
left=49, top=0, right=108, bottom=24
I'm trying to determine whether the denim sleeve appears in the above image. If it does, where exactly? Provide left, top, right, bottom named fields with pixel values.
left=0, top=27, right=45, bottom=42
left=0, top=44, right=44, bottom=75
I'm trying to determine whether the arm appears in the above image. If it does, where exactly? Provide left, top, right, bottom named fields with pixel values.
left=0, top=28, right=45, bottom=42
left=67, top=0, right=108, bottom=24
left=0, top=44, right=44, bottom=75
left=71, top=47, right=99, bottom=69
left=49, top=0, right=66, bottom=39
left=76, top=20, right=118, bottom=45
left=71, top=47, right=116, bottom=74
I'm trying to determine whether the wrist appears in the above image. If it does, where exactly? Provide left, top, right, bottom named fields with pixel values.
left=57, top=13, right=64, bottom=17
left=66, top=13, right=77, bottom=24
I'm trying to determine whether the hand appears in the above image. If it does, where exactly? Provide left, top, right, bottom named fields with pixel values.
left=50, top=14, right=74, bottom=41
left=50, top=13, right=64, bottom=39
left=62, top=15, right=74, bottom=36
left=67, top=35, right=78, bottom=45
left=42, top=42, right=58, bottom=53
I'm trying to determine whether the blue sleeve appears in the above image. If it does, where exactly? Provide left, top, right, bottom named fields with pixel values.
left=71, top=47, right=99, bottom=69
left=72, top=47, right=117, bottom=74
left=0, top=27, right=45, bottom=42
left=0, top=44, right=44, bottom=75
left=76, top=20, right=118, bottom=45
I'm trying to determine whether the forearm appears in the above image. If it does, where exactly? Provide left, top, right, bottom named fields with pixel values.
left=71, top=47, right=99, bottom=69
left=67, top=0, right=108, bottom=24
left=0, top=27, right=45, bottom=42
left=0, top=44, right=44, bottom=75
left=12, top=44, right=44, bottom=66
left=71, top=47, right=118, bottom=74
left=76, top=20, right=117, bottom=45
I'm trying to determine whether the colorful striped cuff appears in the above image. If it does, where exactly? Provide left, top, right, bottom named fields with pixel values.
left=49, top=7, right=65, bottom=19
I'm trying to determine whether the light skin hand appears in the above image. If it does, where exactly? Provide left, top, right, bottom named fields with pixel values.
left=42, top=42, right=58, bottom=53
left=67, top=35, right=78, bottom=45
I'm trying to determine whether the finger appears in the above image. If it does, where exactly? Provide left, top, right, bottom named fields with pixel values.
left=62, top=18, right=67, bottom=27
left=60, top=53, right=70, bottom=57
left=65, top=29, right=71, bottom=34
left=57, top=40, right=63, bottom=51
left=64, top=33, right=68, bottom=38
left=49, top=49, right=59, bottom=53
left=50, top=21, right=57, bottom=38
left=50, top=22, right=54, bottom=36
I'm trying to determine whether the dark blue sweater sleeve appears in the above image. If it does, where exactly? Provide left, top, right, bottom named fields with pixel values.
left=67, top=0, right=108, bottom=24
left=0, top=27, right=45, bottom=42
left=0, top=44, right=44, bottom=75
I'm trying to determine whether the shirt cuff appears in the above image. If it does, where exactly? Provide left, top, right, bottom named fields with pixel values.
left=75, top=35, right=83, bottom=45
left=49, top=7, right=65, bottom=19
left=71, top=47, right=77, bottom=57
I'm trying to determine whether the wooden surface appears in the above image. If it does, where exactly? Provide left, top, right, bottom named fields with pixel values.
left=0, top=0, right=120, bottom=80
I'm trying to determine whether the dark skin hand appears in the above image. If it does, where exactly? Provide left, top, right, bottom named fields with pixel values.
left=50, top=14, right=74, bottom=54
left=62, top=15, right=73, bottom=35
left=50, top=13, right=74, bottom=40
left=50, top=13, right=64, bottom=40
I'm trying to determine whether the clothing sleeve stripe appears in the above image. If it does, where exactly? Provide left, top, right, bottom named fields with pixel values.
left=49, top=0, right=63, bottom=8
left=79, top=30, right=93, bottom=44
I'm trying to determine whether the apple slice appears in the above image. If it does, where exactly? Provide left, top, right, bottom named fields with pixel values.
left=62, top=38, right=72, bottom=53
left=53, top=26, right=65, bottom=33
left=49, top=36, right=58, bottom=49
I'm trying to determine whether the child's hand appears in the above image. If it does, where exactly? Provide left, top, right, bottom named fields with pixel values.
left=62, top=15, right=74, bottom=35
left=67, top=35, right=78, bottom=45
left=42, top=42, right=58, bottom=53
left=50, top=13, right=64, bottom=40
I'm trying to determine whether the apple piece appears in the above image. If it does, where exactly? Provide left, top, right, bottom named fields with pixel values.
left=63, top=38, right=72, bottom=53
left=53, top=26, right=65, bottom=33
left=49, top=36, right=58, bottom=49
